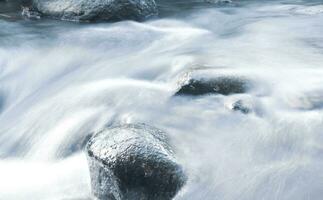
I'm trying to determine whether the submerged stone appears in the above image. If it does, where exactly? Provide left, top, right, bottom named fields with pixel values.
left=86, top=123, right=187, bottom=200
left=224, top=95, right=265, bottom=116
left=22, top=6, right=41, bottom=19
left=231, top=99, right=251, bottom=114
left=32, top=0, right=158, bottom=22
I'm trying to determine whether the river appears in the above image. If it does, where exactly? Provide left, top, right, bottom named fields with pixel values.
left=1, top=0, right=323, bottom=199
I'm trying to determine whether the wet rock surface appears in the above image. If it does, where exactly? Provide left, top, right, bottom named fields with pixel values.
left=176, top=77, right=249, bottom=96
left=224, top=95, right=264, bottom=116
left=22, top=6, right=41, bottom=19
left=86, top=124, right=187, bottom=200
left=231, top=99, right=252, bottom=114
left=31, top=0, right=158, bottom=22
left=175, top=68, right=252, bottom=96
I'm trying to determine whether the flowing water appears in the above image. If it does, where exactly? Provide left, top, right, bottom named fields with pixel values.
left=1, top=0, right=323, bottom=199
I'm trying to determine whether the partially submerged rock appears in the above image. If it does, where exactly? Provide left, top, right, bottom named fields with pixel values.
left=231, top=99, right=252, bottom=114
left=86, top=124, right=187, bottom=200
left=175, top=68, right=252, bottom=96
left=224, top=95, right=263, bottom=115
left=32, top=0, right=158, bottom=22
left=22, top=6, right=41, bottom=19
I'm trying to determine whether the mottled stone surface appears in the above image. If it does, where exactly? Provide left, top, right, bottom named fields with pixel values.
left=32, top=0, right=158, bottom=22
left=175, top=68, right=251, bottom=96
left=231, top=99, right=252, bottom=114
left=86, top=124, right=187, bottom=200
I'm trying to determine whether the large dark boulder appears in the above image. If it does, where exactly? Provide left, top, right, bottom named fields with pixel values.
left=174, top=68, right=252, bottom=96
left=32, top=0, right=158, bottom=22
left=86, top=124, right=187, bottom=200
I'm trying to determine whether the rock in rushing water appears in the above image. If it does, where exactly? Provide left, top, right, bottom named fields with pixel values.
left=22, top=6, right=41, bottom=19
left=224, top=95, right=265, bottom=116
left=175, top=68, right=252, bottom=96
left=86, top=124, right=187, bottom=200
left=230, top=99, right=252, bottom=114
left=32, top=0, right=158, bottom=22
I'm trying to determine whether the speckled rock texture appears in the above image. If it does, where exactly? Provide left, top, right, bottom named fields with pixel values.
left=175, top=68, right=252, bottom=96
left=86, top=124, right=187, bottom=200
left=32, top=0, right=158, bottom=22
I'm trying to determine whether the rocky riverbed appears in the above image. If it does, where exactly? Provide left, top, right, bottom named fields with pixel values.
left=1, top=0, right=323, bottom=200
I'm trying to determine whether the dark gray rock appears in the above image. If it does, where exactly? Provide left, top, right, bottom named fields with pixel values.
left=175, top=68, right=252, bottom=96
left=225, top=95, right=265, bottom=116
left=31, top=0, right=158, bottom=22
left=22, top=6, right=41, bottom=19
left=176, top=77, right=249, bottom=96
left=86, top=124, right=187, bottom=200
left=231, top=99, right=252, bottom=114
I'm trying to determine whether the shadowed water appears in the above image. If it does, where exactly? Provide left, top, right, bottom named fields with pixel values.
left=1, top=0, right=323, bottom=199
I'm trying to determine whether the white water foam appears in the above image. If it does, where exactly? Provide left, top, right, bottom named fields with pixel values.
left=1, top=1, right=323, bottom=199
